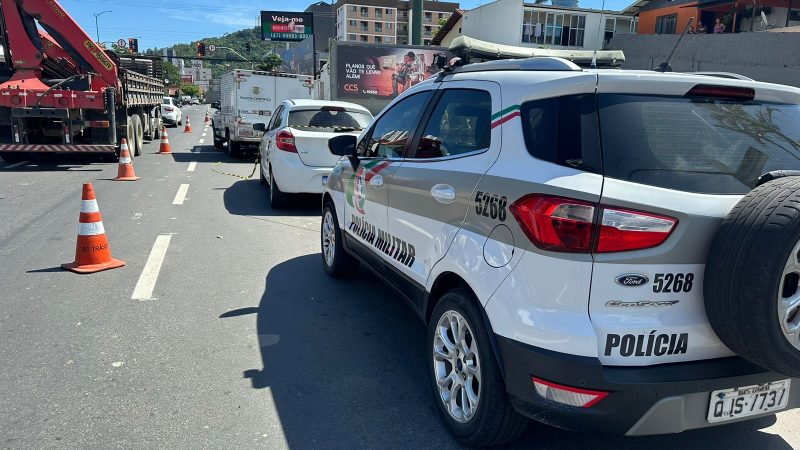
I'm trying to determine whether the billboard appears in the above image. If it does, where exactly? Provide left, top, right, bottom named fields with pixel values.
left=261, top=11, right=314, bottom=42
left=180, top=75, right=193, bottom=83
left=336, top=44, right=445, bottom=100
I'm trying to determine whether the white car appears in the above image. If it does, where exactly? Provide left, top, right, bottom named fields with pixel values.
left=322, top=36, right=800, bottom=446
left=160, top=97, right=182, bottom=127
left=256, top=100, right=373, bottom=208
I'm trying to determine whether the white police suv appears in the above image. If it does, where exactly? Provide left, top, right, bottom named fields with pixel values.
left=321, top=37, right=800, bottom=446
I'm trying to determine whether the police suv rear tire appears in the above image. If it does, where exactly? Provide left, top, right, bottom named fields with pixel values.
left=428, top=289, right=528, bottom=447
left=321, top=202, right=359, bottom=277
left=705, top=177, right=800, bottom=377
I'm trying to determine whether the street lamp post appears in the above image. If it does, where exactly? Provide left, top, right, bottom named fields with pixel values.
left=93, top=10, right=112, bottom=44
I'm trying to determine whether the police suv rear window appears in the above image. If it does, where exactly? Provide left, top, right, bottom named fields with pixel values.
left=520, top=94, right=601, bottom=173
left=598, top=94, right=800, bottom=194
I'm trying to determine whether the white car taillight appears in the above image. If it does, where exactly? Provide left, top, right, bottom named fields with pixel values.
left=532, top=377, right=609, bottom=408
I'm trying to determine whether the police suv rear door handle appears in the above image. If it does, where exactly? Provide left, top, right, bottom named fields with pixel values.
left=431, top=184, right=456, bottom=204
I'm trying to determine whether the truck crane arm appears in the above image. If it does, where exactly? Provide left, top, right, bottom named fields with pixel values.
left=0, top=0, right=120, bottom=108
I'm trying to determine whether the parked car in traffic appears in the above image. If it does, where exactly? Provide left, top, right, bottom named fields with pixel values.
left=160, top=96, right=182, bottom=127
left=321, top=36, right=800, bottom=447
left=255, top=100, right=373, bottom=208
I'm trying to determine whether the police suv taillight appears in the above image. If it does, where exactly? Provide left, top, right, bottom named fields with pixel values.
left=532, top=377, right=608, bottom=408
left=509, top=195, right=676, bottom=253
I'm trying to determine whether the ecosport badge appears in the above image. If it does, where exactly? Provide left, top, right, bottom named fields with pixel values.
left=615, top=273, right=649, bottom=287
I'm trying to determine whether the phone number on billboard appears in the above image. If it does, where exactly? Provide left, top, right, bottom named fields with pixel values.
left=266, top=33, right=312, bottom=40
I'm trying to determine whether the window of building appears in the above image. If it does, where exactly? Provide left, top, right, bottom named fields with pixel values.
left=375, top=22, right=383, bottom=32
left=348, top=34, right=356, bottom=40
left=604, top=17, right=616, bottom=48
left=386, top=8, right=393, bottom=15
left=349, top=20, right=356, bottom=27
left=385, top=36, right=394, bottom=44
left=522, top=10, right=586, bottom=47
left=361, top=21, right=368, bottom=32
left=424, top=12, right=432, bottom=22
left=375, top=36, right=382, bottom=43
left=350, top=6, right=356, bottom=12
left=360, top=35, right=369, bottom=42
left=402, top=10, right=408, bottom=18
left=424, top=39, right=431, bottom=45
left=360, top=7, right=368, bottom=17
left=387, top=23, right=394, bottom=30
left=655, top=14, right=677, bottom=34
left=376, top=9, right=382, bottom=18
left=424, top=26, right=432, bottom=36
left=439, top=13, right=448, bottom=20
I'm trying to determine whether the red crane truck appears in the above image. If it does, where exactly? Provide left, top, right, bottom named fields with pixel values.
left=0, top=0, right=164, bottom=162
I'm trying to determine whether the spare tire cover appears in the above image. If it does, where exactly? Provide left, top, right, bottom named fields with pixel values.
left=705, top=177, right=800, bottom=377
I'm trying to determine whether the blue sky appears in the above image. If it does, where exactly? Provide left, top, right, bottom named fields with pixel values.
left=62, top=0, right=633, bottom=49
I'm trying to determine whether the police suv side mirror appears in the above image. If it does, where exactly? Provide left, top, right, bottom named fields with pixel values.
left=328, top=135, right=359, bottom=170
left=252, top=123, right=266, bottom=132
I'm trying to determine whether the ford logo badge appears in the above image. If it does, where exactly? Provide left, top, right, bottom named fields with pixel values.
left=615, top=273, right=649, bottom=287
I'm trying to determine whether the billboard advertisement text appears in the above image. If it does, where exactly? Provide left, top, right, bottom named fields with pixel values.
left=337, top=45, right=445, bottom=100
left=261, top=11, right=314, bottom=42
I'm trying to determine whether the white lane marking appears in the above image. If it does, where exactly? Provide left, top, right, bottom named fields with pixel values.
left=201, top=132, right=207, bottom=137
left=198, top=138, right=205, bottom=144
left=172, top=184, right=189, bottom=205
left=131, top=234, right=172, bottom=301
left=187, top=161, right=197, bottom=172
left=4, top=160, right=29, bottom=168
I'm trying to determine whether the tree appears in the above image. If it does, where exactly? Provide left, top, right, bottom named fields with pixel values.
left=180, top=83, right=201, bottom=97
left=257, top=53, right=283, bottom=72
left=162, top=62, right=181, bottom=86
left=438, top=18, right=448, bottom=26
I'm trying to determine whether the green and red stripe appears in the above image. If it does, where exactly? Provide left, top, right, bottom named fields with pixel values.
left=491, top=104, right=521, bottom=128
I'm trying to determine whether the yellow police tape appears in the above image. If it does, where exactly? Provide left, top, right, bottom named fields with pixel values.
left=211, top=151, right=261, bottom=180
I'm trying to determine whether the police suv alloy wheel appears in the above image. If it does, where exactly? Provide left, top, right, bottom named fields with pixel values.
left=705, top=177, right=800, bottom=377
left=321, top=203, right=358, bottom=277
left=428, top=289, right=527, bottom=447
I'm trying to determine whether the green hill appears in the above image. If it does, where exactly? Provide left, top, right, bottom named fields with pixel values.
left=143, top=27, right=290, bottom=79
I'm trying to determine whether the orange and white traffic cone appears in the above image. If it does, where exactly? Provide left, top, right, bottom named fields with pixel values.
left=113, top=138, right=140, bottom=181
left=184, top=116, right=192, bottom=133
left=62, top=183, right=125, bottom=274
left=158, top=127, right=172, bottom=154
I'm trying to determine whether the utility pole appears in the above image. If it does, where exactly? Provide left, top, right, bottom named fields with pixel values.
left=93, top=10, right=112, bottom=44
left=215, top=46, right=254, bottom=70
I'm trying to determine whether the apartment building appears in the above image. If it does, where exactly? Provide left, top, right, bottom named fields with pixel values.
left=335, top=0, right=460, bottom=45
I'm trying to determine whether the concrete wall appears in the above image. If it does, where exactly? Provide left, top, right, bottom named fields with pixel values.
left=462, top=0, right=525, bottom=47
left=610, top=33, right=800, bottom=88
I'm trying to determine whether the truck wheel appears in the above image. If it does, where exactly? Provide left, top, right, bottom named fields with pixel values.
left=428, top=289, right=528, bottom=447
left=224, top=130, right=231, bottom=155
left=131, top=114, right=144, bottom=156
left=321, top=202, right=359, bottom=277
left=269, top=167, right=289, bottom=209
left=229, top=139, right=242, bottom=158
left=705, top=177, right=800, bottom=377
left=213, top=132, right=224, bottom=150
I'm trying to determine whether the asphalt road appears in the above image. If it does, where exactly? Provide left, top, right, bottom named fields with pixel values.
left=1, top=104, right=798, bottom=449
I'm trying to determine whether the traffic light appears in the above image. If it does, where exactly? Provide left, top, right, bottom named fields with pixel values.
left=197, top=42, right=206, bottom=58
left=128, top=38, right=138, bottom=54
left=245, top=42, right=251, bottom=52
